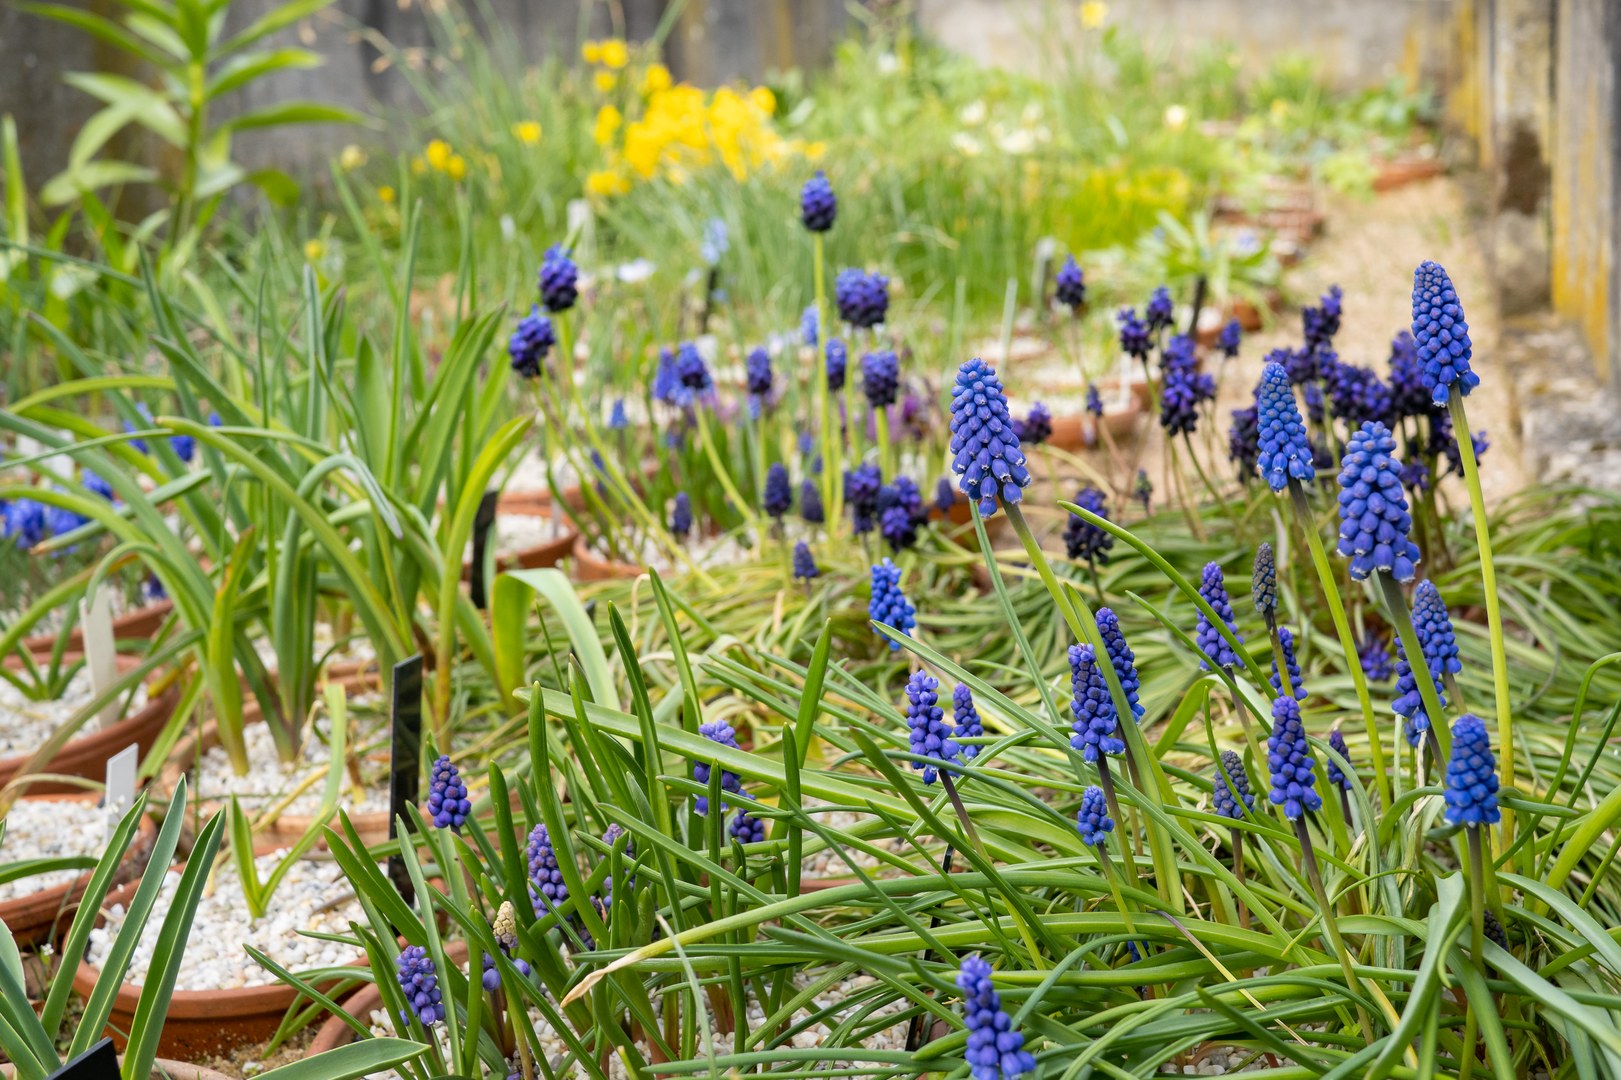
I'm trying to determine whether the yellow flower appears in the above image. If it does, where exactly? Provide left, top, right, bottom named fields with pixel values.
left=425, top=139, right=453, bottom=171
left=1079, top=1, right=1108, bottom=29
left=641, top=63, right=672, bottom=94
left=803, top=140, right=827, bottom=162
left=585, top=169, right=630, bottom=198
left=749, top=86, right=776, bottom=116
left=410, top=157, right=427, bottom=176
left=594, top=70, right=618, bottom=93
left=445, top=154, right=468, bottom=181
left=582, top=40, right=602, bottom=65
left=512, top=120, right=542, bottom=145
left=338, top=144, right=367, bottom=171
left=303, top=239, right=325, bottom=261
left=377, top=185, right=396, bottom=203
left=599, top=38, right=628, bottom=70
left=593, top=104, right=622, bottom=146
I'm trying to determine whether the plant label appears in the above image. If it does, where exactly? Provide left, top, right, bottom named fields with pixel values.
left=79, top=583, right=119, bottom=729
left=387, top=654, right=424, bottom=904
left=469, top=489, right=500, bottom=610
left=47, top=1038, right=119, bottom=1080
left=103, top=743, right=139, bottom=839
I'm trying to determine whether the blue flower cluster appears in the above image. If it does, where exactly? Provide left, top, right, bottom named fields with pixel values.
left=509, top=306, right=555, bottom=378
left=1144, top=286, right=1174, bottom=333
left=1251, top=543, right=1276, bottom=622
left=1267, top=696, right=1322, bottom=820
left=1359, top=632, right=1394, bottom=682
left=1096, top=608, right=1144, bottom=721
left=1068, top=644, right=1123, bottom=761
left=835, top=269, right=889, bottom=329
left=1217, top=318, right=1242, bottom=358
left=1444, top=714, right=1500, bottom=826
left=957, top=956, right=1036, bottom=1080
left=1270, top=626, right=1305, bottom=700
left=539, top=245, right=578, bottom=313
left=426, top=755, right=471, bottom=830
left=1085, top=383, right=1104, bottom=418
left=1412, top=260, right=1478, bottom=405
left=869, top=558, right=915, bottom=649
left=800, top=171, right=837, bottom=232
left=799, top=479, right=824, bottom=525
left=862, top=350, right=900, bottom=408
left=1194, top=562, right=1242, bottom=670
left=746, top=347, right=774, bottom=398
left=953, top=684, right=983, bottom=761
left=904, top=670, right=958, bottom=784
left=1116, top=308, right=1151, bottom=360
left=527, top=823, right=569, bottom=917
left=396, top=946, right=445, bottom=1027
left=1255, top=362, right=1315, bottom=492
left=1212, top=750, right=1255, bottom=820
left=1015, top=402, right=1052, bottom=446
left=949, top=358, right=1031, bottom=518
left=1228, top=405, right=1259, bottom=481
left=826, top=339, right=848, bottom=391
left=1063, top=487, right=1113, bottom=563
left=693, top=720, right=745, bottom=815
left=1335, top=421, right=1421, bottom=582
left=792, top=540, right=820, bottom=581
left=1056, top=255, right=1086, bottom=310
left=1325, top=728, right=1354, bottom=792
left=846, top=463, right=883, bottom=534
left=877, top=476, right=928, bottom=552
left=1302, top=284, right=1343, bottom=351
left=763, top=463, right=792, bottom=519
left=1076, top=785, right=1114, bottom=847
left=671, top=492, right=693, bottom=538
left=1393, top=635, right=1446, bottom=748
left=1387, top=330, right=1429, bottom=420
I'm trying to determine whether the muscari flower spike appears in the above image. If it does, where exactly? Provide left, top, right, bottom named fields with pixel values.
left=935, top=476, right=957, bottom=516
left=1085, top=383, right=1104, bottom=417
left=1063, top=487, right=1112, bottom=563
left=396, top=945, right=445, bottom=1027
left=1068, top=644, right=1123, bottom=761
left=1267, top=696, right=1322, bottom=820
left=904, top=670, right=958, bottom=785
left=3, top=499, right=46, bottom=548
left=1444, top=714, right=1501, bottom=826
left=862, top=350, right=900, bottom=409
left=83, top=471, right=115, bottom=502
left=1270, top=626, right=1305, bottom=701
left=1228, top=405, right=1259, bottom=481
left=600, top=821, right=633, bottom=900
left=800, top=170, right=837, bottom=232
left=1255, top=362, right=1315, bottom=491
left=1195, top=562, right=1243, bottom=670
left=1303, top=382, right=1326, bottom=426
left=693, top=720, right=744, bottom=815
left=527, top=824, right=569, bottom=917
left=826, top=339, right=848, bottom=391
left=426, top=754, right=471, bottom=830
left=1116, top=307, right=1151, bottom=360
left=877, top=477, right=926, bottom=552
left=508, top=308, right=555, bottom=378
left=1217, top=318, right=1242, bottom=358
left=1412, top=260, right=1479, bottom=406
left=792, top=540, right=820, bottom=581
left=1159, top=361, right=1201, bottom=436
left=957, top=956, right=1037, bottom=1080
left=653, top=349, right=680, bottom=404
left=1095, top=608, right=1144, bottom=721
left=1251, top=542, right=1276, bottom=624
left=1359, top=632, right=1394, bottom=682
left=1055, top=255, right=1086, bottom=310
left=608, top=398, right=629, bottom=430
left=670, top=492, right=693, bottom=538
left=1303, top=284, right=1344, bottom=351
left=1212, top=749, right=1255, bottom=820
left=800, top=479, right=824, bottom=525
left=1017, top=402, right=1052, bottom=446
left=949, top=358, right=1031, bottom=518
left=1387, top=329, right=1429, bottom=420
left=1144, top=285, right=1174, bottom=333
left=846, top=463, right=883, bottom=534
left=869, top=558, right=916, bottom=650
left=801, top=305, right=819, bottom=348
left=835, top=269, right=889, bottom=329
left=482, top=901, right=533, bottom=991
left=539, top=244, right=579, bottom=313
left=674, top=342, right=713, bottom=404
left=1335, top=420, right=1421, bottom=582
left=1412, top=579, right=1463, bottom=679
left=746, top=347, right=774, bottom=398
left=1076, top=785, right=1114, bottom=847
left=763, top=463, right=792, bottom=519
left=1393, top=634, right=1447, bottom=747
left=953, top=684, right=983, bottom=762
left=1325, top=729, right=1354, bottom=792
left=1134, top=468, right=1153, bottom=513
left=730, top=797, right=767, bottom=845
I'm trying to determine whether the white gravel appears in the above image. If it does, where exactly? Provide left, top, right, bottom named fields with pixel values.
left=0, top=667, right=150, bottom=756
left=0, top=798, right=109, bottom=901
left=85, top=850, right=365, bottom=990
left=190, top=696, right=390, bottom=821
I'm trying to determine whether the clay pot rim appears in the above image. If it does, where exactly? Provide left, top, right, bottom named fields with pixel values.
left=20, top=599, right=176, bottom=656
left=1, top=1058, right=234, bottom=1080
left=460, top=499, right=578, bottom=580
left=570, top=533, right=648, bottom=581
left=0, top=792, right=158, bottom=943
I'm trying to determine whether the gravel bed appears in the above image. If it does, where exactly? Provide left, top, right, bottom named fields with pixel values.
left=190, top=695, right=390, bottom=820
left=0, top=798, right=109, bottom=901
left=85, top=850, right=365, bottom=990
left=0, top=667, right=150, bottom=756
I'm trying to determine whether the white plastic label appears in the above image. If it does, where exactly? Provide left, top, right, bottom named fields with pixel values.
left=79, top=584, right=119, bottom=730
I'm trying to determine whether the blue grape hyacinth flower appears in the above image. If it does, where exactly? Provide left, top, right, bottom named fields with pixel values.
left=792, top=540, right=820, bottom=581
left=426, top=755, right=471, bottom=830
left=763, top=463, right=792, bottom=519
left=1360, top=632, right=1395, bottom=682
left=904, top=669, right=958, bottom=785
left=1335, top=420, right=1421, bottom=582
left=527, top=824, right=569, bottom=917
left=396, top=946, right=445, bottom=1027
left=673, top=342, right=713, bottom=405
left=1267, top=696, right=1322, bottom=820
left=1412, top=579, right=1462, bottom=679
left=1159, top=362, right=1201, bottom=437
left=953, top=684, right=983, bottom=762
left=1412, top=260, right=1479, bottom=406
left=1068, top=644, right=1123, bottom=761
left=1085, top=383, right=1104, bottom=417
left=1252, top=542, right=1276, bottom=623
left=1387, top=329, right=1429, bottom=420
left=956, top=956, right=1036, bottom=1080
left=1096, top=608, right=1144, bottom=721
left=862, top=350, right=900, bottom=409
left=83, top=471, right=115, bottom=502
left=1055, top=254, right=1086, bottom=310
left=949, top=358, right=1031, bottom=518
left=539, top=245, right=579, bottom=313
left=1325, top=729, right=1354, bottom=792
left=1213, top=750, right=1255, bottom=820
left=1228, top=405, right=1259, bottom=481
left=670, top=492, right=693, bottom=538
left=935, top=476, right=957, bottom=517
left=1063, top=487, right=1113, bottom=563
left=801, top=305, right=819, bottom=347
left=869, top=558, right=916, bottom=649
left=799, top=479, right=824, bottom=525
left=1116, top=307, right=1151, bottom=360
left=1076, top=785, right=1114, bottom=847
left=1302, top=284, right=1344, bottom=351
left=2, top=499, right=46, bottom=548
left=730, top=800, right=766, bottom=845
left=1217, top=318, right=1242, bottom=358
left=1444, top=714, right=1501, bottom=827
left=1194, top=562, right=1243, bottom=670
left=1393, top=635, right=1447, bottom=748
left=800, top=171, right=837, bottom=232
left=1255, top=362, right=1315, bottom=492
left=608, top=398, right=629, bottom=430
left=846, top=464, right=883, bottom=534
left=1145, top=285, right=1174, bottom=333
left=1270, top=626, right=1306, bottom=701
left=746, top=347, right=774, bottom=399
left=1017, top=402, right=1052, bottom=446
left=693, top=720, right=744, bottom=815
left=835, top=269, right=889, bottom=329
left=482, top=950, right=533, bottom=992
left=826, top=339, right=848, bottom=391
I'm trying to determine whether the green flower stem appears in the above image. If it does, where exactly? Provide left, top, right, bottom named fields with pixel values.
left=1267, top=624, right=1295, bottom=700
left=1231, top=830, right=1250, bottom=930
left=695, top=406, right=759, bottom=535
left=1376, top=570, right=1452, bottom=763
left=1225, top=679, right=1271, bottom=792
left=1094, top=753, right=1142, bottom=895
left=1287, top=480, right=1387, bottom=805
left=1094, top=846, right=1144, bottom=956
left=1164, top=434, right=1207, bottom=542
left=1460, top=825, right=1489, bottom=1080
left=813, top=234, right=839, bottom=534
left=1449, top=389, right=1514, bottom=857
left=1294, top=816, right=1375, bottom=1042
left=1183, top=431, right=1240, bottom=540
left=875, top=404, right=893, bottom=480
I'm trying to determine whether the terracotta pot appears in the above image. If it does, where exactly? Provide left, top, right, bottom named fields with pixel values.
left=2, top=1059, right=233, bottom=1080
left=22, top=600, right=175, bottom=655
left=570, top=534, right=646, bottom=582
left=0, top=793, right=157, bottom=947
left=72, top=850, right=370, bottom=1061
left=309, top=939, right=471, bottom=1055
left=156, top=666, right=390, bottom=848
left=0, top=654, right=180, bottom=796
left=1047, top=398, right=1142, bottom=452
left=460, top=496, right=578, bottom=581
left=1373, top=157, right=1443, bottom=192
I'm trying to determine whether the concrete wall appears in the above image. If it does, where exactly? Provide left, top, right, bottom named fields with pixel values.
left=916, top=0, right=1460, bottom=93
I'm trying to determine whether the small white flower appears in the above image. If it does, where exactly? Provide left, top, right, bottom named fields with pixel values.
left=997, top=129, right=1036, bottom=155
left=616, top=258, right=655, bottom=284
left=1164, top=104, right=1189, bottom=130
left=951, top=132, right=983, bottom=157
left=959, top=100, right=987, bottom=126
left=500, top=214, right=516, bottom=243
